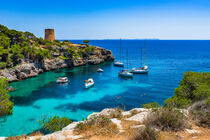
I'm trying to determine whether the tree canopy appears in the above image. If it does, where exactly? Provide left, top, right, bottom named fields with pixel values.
left=0, top=78, right=13, bottom=117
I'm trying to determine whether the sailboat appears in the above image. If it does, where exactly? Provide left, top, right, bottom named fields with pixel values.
left=131, top=40, right=149, bottom=74
left=114, top=39, right=124, bottom=67
left=84, top=59, right=94, bottom=88
left=118, top=49, right=133, bottom=77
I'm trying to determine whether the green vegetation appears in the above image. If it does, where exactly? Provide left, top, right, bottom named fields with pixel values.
left=0, top=78, right=13, bottom=117
left=41, top=116, right=72, bottom=133
left=0, top=24, right=97, bottom=69
left=144, top=108, right=188, bottom=131
left=83, top=40, right=90, bottom=44
left=142, top=102, right=161, bottom=109
left=164, top=72, right=210, bottom=108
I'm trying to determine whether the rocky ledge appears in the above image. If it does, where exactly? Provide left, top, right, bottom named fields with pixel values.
left=0, top=47, right=114, bottom=82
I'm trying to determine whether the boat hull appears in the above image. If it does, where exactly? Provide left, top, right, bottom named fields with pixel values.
left=114, top=62, right=124, bottom=67
left=85, top=83, right=94, bottom=88
left=131, top=70, right=148, bottom=74
left=118, top=72, right=133, bottom=77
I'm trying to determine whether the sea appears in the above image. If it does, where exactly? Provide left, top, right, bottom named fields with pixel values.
left=0, top=40, right=209, bottom=136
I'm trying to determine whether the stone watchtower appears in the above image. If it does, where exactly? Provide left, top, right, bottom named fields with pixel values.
left=44, top=29, right=55, bottom=41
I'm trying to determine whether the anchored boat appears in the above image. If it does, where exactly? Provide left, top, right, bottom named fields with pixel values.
left=131, top=41, right=149, bottom=74
left=118, top=49, right=133, bottom=77
left=85, top=78, right=94, bottom=88
left=114, top=39, right=124, bottom=67
left=56, top=77, right=68, bottom=84
left=97, top=68, right=104, bottom=72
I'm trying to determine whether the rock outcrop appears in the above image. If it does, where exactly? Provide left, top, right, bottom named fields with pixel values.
left=0, top=47, right=114, bottom=82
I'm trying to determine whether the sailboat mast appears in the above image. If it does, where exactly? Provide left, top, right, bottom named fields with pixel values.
left=144, top=40, right=147, bottom=65
left=141, top=48, right=143, bottom=67
left=120, top=38, right=122, bottom=61
left=127, top=48, right=128, bottom=69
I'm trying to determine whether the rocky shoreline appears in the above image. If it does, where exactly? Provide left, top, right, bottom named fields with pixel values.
left=0, top=47, right=114, bottom=82
left=1, top=107, right=207, bottom=140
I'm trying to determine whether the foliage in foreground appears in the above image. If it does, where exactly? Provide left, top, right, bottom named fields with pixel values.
left=41, top=116, right=72, bottom=133
left=74, top=115, right=118, bottom=136
left=164, top=72, right=210, bottom=108
left=0, top=78, right=13, bottom=117
left=144, top=108, right=188, bottom=131
left=189, top=98, right=210, bottom=127
left=142, top=102, right=161, bottom=109
left=130, top=125, right=160, bottom=140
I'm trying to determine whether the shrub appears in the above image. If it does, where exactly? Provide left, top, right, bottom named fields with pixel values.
left=0, top=78, right=13, bottom=117
left=144, top=108, right=188, bottom=131
left=83, top=40, right=90, bottom=44
left=58, top=55, right=68, bottom=60
left=189, top=99, right=210, bottom=127
left=74, top=115, right=118, bottom=136
left=130, top=125, right=160, bottom=140
left=164, top=72, right=210, bottom=108
left=41, top=116, right=72, bottom=132
left=142, top=102, right=161, bottom=109
left=109, top=107, right=123, bottom=119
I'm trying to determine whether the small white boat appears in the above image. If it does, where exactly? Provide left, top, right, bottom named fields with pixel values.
left=131, top=65, right=148, bottom=74
left=56, top=77, right=68, bottom=84
left=118, top=69, right=133, bottom=77
left=97, top=68, right=104, bottom=72
left=114, top=61, right=124, bottom=67
left=85, top=78, right=94, bottom=88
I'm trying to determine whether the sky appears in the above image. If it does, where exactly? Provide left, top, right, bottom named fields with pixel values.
left=0, top=0, right=210, bottom=40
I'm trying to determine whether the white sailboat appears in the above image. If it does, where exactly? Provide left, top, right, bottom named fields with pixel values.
left=114, top=39, right=124, bottom=67
left=131, top=40, right=149, bottom=74
left=118, top=49, right=133, bottom=77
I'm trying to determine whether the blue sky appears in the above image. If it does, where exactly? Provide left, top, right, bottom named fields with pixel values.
left=0, top=0, right=210, bottom=39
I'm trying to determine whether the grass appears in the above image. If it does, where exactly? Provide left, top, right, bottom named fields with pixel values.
left=74, top=115, right=118, bottom=136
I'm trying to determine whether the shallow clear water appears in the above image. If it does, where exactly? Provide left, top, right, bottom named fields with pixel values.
left=0, top=40, right=210, bottom=136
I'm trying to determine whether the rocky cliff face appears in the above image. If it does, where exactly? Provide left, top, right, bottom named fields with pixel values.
left=0, top=47, right=114, bottom=82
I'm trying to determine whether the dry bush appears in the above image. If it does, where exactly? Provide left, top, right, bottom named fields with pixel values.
left=109, top=107, right=123, bottom=119
left=130, top=125, right=160, bottom=140
left=144, top=108, right=188, bottom=131
left=189, top=99, right=210, bottom=127
left=74, top=115, right=118, bottom=136
left=130, top=109, right=139, bottom=116
left=6, top=135, right=28, bottom=140
left=29, top=131, right=43, bottom=137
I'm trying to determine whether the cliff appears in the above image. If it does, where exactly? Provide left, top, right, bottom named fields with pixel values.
left=0, top=24, right=114, bottom=82
left=0, top=46, right=114, bottom=82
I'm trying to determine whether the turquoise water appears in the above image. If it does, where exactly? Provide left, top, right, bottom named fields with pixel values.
left=0, top=40, right=210, bottom=136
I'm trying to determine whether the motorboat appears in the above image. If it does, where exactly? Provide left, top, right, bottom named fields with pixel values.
left=85, top=78, right=94, bottom=88
left=56, top=77, right=68, bottom=84
left=97, top=68, right=104, bottom=72
left=114, top=61, right=124, bottom=67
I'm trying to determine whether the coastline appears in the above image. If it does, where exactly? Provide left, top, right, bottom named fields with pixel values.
left=0, top=46, right=114, bottom=83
